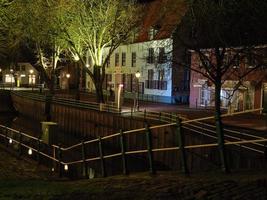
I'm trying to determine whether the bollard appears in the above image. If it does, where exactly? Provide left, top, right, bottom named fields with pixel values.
left=176, top=117, right=189, bottom=174
left=145, top=123, right=155, bottom=175
left=119, top=129, right=128, bottom=175
left=98, top=137, right=106, bottom=177
left=81, top=140, right=88, bottom=178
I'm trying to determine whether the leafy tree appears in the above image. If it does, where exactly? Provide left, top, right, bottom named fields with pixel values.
left=64, top=0, right=141, bottom=103
left=3, top=0, right=73, bottom=93
left=176, top=0, right=267, bottom=172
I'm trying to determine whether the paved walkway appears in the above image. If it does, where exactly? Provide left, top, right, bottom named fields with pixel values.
left=126, top=100, right=267, bottom=132
left=54, top=91, right=267, bottom=132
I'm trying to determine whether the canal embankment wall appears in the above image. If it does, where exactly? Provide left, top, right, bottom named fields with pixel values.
left=7, top=91, right=267, bottom=174
left=0, top=90, right=15, bottom=113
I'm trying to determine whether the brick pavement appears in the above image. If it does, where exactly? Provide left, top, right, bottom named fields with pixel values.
left=127, top=100, right=267, bottom=132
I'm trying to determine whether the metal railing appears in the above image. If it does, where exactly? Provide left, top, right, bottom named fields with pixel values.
left=10, top=90, right=183, bottom=119
left=0, top=108, right=265, bottom=178
left=11, top=90, right=121, bottom=114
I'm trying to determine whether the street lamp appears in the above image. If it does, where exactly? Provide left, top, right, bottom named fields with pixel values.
left=117, top=84, right=124, bottom=111
left=135, top=71, right=141, bottom=111
left=29, top=69, right=34, bottom=91
left=66, top=73, right=71, bottom=96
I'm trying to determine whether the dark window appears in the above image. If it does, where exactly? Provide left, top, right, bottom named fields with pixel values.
left=115, top=53, right=119, bottom=66
left=245, top=54, right=256, bottom=68
left=107, top=56, right=110, bottom=67
left=158, top=69, right=164, bottom=81
left=21, top=65, right=26, bottom=71
left=158, top=47, right=166, bottom=63
left=125, top=74, right=133, bottom=92
left=132, top=52, right=136, bottom=67
left=122, top=52, right=126, bottom=66
left=145, top=80, right=167, bottom=90
left=103, top=74, right=112, bottom=89
left=233, top=54, right=240, bottom=68
left=147, top=48, right=154, bottom=63
left=148, top=69, right=154, bottom=80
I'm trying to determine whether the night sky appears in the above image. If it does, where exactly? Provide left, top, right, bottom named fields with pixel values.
left=138, top=0, right=155, bottom=3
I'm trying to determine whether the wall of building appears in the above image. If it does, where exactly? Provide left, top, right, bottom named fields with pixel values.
left=86, top=38, right=174, bottom=103
left=1, top=63, right=39, bottom=87
left=189, top=49, right=267, bottom=111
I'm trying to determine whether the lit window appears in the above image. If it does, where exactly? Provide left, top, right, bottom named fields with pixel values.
left=29, top=75, right=36, bottom=84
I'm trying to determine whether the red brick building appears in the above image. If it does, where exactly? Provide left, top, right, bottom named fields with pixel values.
left=189, top=46, right=267, bottom=112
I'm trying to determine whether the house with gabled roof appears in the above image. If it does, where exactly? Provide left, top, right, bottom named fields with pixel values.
left=84, top=0, right=190, bottom=105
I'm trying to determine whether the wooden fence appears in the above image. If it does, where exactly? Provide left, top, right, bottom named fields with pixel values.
left=0, top=108, right=266, bottom=178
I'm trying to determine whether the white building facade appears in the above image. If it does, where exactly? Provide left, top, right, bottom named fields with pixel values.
left=0, top=63, right=38, bottom=87
left=85, top=38, right=174, bottom=103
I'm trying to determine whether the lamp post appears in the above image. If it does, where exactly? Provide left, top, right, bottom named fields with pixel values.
left=66, top=73, right=70, bottom=95
left=117, top=84, right=123, bottom=111
left=29, top=69, right=34, bottom=91
left=135, top=71, right=141, bottom=111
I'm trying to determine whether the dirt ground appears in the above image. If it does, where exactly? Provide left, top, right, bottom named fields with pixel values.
left=1, top=148, right=267, bottom=200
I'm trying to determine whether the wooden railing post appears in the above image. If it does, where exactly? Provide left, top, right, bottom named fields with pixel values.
left=145, top=123, right=155, bottom=175
left=144, top=109, right=147, bottom=121
left=264, top=142, right=267, bottom=160
left=5, top=127, right=8, bottom=147
left=98, top=136, right=106, bottom=177
left=37, top=138, right=41, bottom=164
left=176, top=117, right=189, bottom=174
left=119, top=129, right=128, bottom=175
left=159, top=112, right=162, bottom=121
left=57, top=145, right=63, bottom=178
left=18, top=131, right=22, bottom=157
left=81, top=140, right=88, bottom=178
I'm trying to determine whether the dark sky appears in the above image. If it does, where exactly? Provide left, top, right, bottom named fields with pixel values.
left=138, top=0, right=155, bottom=3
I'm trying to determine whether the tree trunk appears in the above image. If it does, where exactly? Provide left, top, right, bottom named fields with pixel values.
left=214, top=80, right=229, bottom=173
left=75, top=62, right=80, bottom=100
left=95, top=82, right=104, bottom=103
left=93, top=66, right=104, bottom=103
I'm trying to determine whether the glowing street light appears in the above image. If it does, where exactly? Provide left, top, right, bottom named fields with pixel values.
left=64, top=164, right=69, bottom=171
left=135, top=71, right=141, bottom=111
left=66, top=73, right=70, bottom=79
left=28, top=148, right=33, bottom=155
